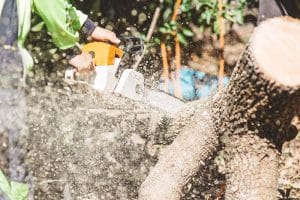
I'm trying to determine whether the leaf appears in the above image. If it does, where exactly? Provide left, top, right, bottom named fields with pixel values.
left=10, top=182, right=29, bottom=200
left=0, top=170, right=28, bottom=200
left=213, top=20, right=220, bottom=34
left=169, top=21, right=178, bottom=31
left=204, top=10, right=213, bottom=24
left=177, top=33, right=188, bottom=45
left=164, top=22, right=171, bottom=29
left=159, top=27, right=168, bottom=34
left=170, top=20, right=177, bottom=26
left=195, top=2, right=202, bottom=10
left=181, top=2, right=191, bottom=12
left=234, top=10, right=244, bottom=24
left=154, top=37, right=161, bottom=44
left=0, top=170, right=11, bottom=197
left=182, top=28, right=194, bottom=37
left=31, top=22, right=45, bottom=32
left=239, top=0, right=247, bottom=6
left=224, top=12, right=235, bottom=23
left=163, top=8, right=172, bottom=20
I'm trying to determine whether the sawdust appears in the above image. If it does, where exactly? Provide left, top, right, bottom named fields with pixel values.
left=25, top=83, right=163, bottom=199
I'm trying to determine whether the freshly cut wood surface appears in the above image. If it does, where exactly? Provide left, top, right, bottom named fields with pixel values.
left=251, top=17, right=300, bottom=87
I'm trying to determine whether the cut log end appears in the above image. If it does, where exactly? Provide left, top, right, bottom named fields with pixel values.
left=251, top=17, right=300, bottom=87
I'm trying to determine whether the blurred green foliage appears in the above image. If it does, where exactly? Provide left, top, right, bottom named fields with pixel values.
left=73, top=0, right=252, bottom=46
left=157, top=0, right=247, bottom=45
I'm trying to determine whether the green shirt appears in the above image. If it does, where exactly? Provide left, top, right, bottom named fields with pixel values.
left=0, top=0, right=88, bottom=68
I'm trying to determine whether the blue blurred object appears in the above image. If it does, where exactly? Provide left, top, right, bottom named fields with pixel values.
left=159, top=67, right=230, bottom=101
left=178, top=68, right=196, bottom=101
left=194, top=71, right=206, bottom=80
left=196, top=76, right=229, bottom=98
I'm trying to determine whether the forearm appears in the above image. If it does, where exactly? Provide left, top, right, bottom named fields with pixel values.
left=81, top=19, right=120, bottom=44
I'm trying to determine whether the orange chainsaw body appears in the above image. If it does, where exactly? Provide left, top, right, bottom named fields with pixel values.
left=81, top=42, right=124, bottom=66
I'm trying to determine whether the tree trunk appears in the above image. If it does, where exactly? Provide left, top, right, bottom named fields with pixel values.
left=139, top=107, right=217, bottom=200
left=139, top=17, right=300, bottom=200
left=213, top=17, right=300, bottom=199
left=223, top=135, right=279, bottom=199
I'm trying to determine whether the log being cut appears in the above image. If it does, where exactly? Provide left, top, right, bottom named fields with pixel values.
left=139, top=17, right=300, bottom=200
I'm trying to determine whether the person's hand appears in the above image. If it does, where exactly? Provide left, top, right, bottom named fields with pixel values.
left=68, top=52, right=94, bottom=72
left=91, top=27, right=121, bottom=44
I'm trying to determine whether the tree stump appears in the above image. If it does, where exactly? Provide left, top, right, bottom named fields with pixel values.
left=139, top=17, right=300, bottom=200
left=216, top=17, right=300, bottom=199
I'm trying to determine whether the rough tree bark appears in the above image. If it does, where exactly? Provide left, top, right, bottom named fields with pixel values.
left=216, top=17, right=300, bottom=199
left=139, top=17, right=300, bottom=200
left=139, top=106, right=217, bottom=200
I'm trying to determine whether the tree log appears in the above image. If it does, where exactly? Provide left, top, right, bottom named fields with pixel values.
left=213, top=17, right=300, bottom=199
left=139, top=17, right=300, bottom=200
left=138, top=106, right=217, bottom=200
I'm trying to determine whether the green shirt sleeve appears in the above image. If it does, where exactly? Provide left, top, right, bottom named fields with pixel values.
left=16, top=0, right=34, bottom=69
left=32, top=0, right=88, bottom=49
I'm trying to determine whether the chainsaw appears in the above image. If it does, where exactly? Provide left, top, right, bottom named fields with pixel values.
left=65, top=36, right=187, bottom=115
left=65, top=36, right=145, bottom=100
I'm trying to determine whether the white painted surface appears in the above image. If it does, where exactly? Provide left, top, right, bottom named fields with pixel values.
left=114, top=69, right=145, bottom=101
left=93, top=66, right=118, bottom=92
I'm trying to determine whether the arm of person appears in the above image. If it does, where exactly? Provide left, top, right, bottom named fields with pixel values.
left=32, top=0, right=120, bottom=49
left=81, top=18, right=120, bottom=44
